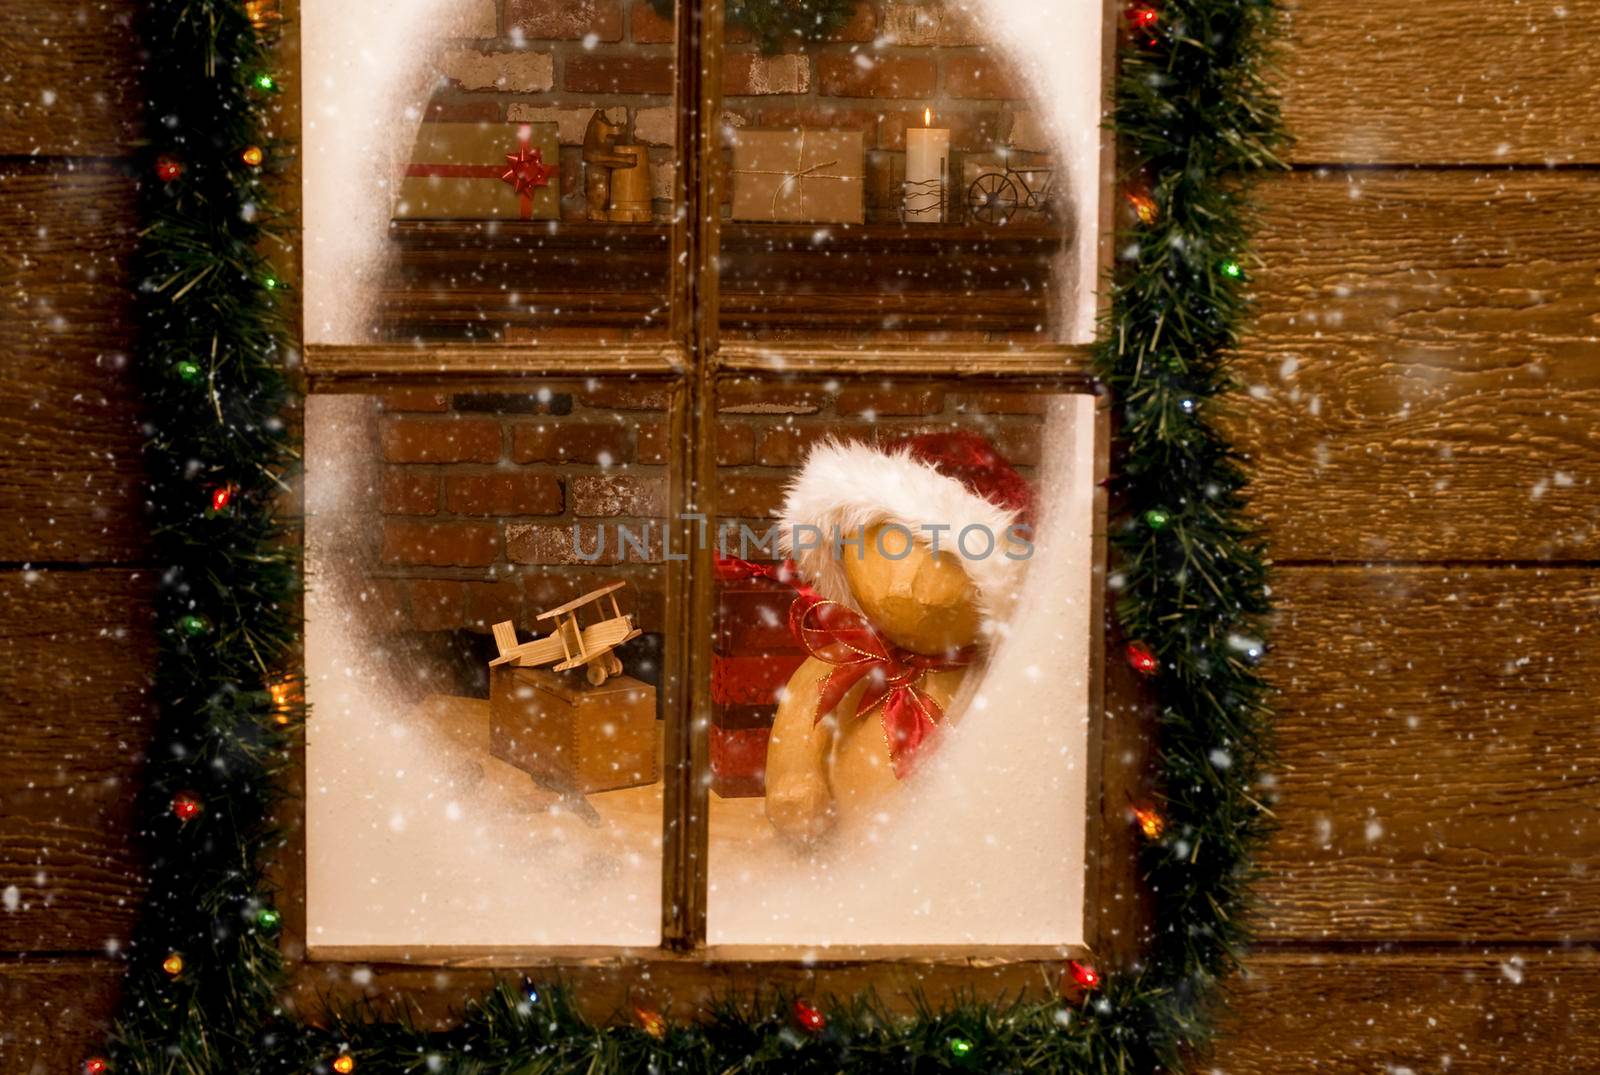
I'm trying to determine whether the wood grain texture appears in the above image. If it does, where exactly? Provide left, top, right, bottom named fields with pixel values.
left=0, top=569, right=151, bottom=953
left=0, top=167, right=147, bottom=562
left=0, top=961, right=122, bottom=1075
left=1281, top=0, right=1600, bottom=165
left=0, top=4, right=141, bottom=157
left=1212, top=950, right=1600, bottom=1073
left=1235, top=169, right=1600, bottom=563
left=1258, top=566, right=1600, bottom=943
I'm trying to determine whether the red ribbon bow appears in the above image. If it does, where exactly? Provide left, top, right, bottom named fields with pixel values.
left=715, top=556, right=973, bottom=778
left=501, top=145, right=556, bottom=217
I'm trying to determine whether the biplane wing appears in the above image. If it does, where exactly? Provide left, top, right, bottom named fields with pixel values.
left=488, top=620, right=567, bottom=669
left=550, top=618, right=641, bottom=672
left=535, top=580, right=628, bottom=622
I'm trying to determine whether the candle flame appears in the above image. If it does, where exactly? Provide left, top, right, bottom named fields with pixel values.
left=924, top=108, right=932, bottom=127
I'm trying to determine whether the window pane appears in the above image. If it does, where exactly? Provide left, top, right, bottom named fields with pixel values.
left=304, top=381, right=676, bottom=950
left=705, top=377, right=1100, bottom=946
left=303, top=0, right=681, bottom=345
left=712, top=2, right=1107, bottom=344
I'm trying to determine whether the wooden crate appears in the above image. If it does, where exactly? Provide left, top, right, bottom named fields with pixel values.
left=489, top=666, right=659, bottom=793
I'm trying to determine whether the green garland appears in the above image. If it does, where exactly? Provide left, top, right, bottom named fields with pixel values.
left=101, top=0, right=1281, bottom=1071
left=649, top=0, right=861, bottom=52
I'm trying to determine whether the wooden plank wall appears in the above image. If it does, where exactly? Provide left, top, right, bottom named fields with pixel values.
left=1, top=0, right=1596, bottom=1070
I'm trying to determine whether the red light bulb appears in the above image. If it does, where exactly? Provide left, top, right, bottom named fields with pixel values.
left=793, top=998, right=826, bottom=1033
left=1069, top=960, right=1101, bottom=990
left=211, top=484, right=234, bottom=511
left=1126, top=641, right=1159, bottom=676
left=155, top=155, right=183, bottom=182
left=172, top=792, right=202, bottom=822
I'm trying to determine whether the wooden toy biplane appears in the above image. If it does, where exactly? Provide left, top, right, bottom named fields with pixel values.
left=490, top=581, right=642, bottom=686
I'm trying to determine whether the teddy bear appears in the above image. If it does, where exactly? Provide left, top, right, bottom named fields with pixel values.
left=762, top=432, right=1035, bottom=846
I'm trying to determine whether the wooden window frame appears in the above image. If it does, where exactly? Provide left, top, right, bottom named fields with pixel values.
left=283, top=0, right=1141, bottom=1016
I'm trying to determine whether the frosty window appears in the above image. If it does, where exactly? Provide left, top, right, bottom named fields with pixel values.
left=298, top=0, right=1116, bottom=962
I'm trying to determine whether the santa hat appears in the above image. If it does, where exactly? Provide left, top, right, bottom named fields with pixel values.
left=777, top=431, right=1036, bottom=632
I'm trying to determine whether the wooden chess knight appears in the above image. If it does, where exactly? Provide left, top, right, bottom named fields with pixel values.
left=582, top=109, right=649, bottom=223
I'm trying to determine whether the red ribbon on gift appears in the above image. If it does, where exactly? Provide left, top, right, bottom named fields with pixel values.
left=714, top=555, right=973, bottom=778
left=404, top=141, right=558, bottom=220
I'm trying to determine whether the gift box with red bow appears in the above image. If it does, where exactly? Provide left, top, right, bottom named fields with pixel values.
left=395, top=121, right=560, bottom=221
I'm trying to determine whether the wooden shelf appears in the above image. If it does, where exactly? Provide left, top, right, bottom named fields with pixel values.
left=381, top=220, right=1067, bottom=339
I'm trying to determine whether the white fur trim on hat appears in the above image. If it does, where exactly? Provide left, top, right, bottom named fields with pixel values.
left=777, top=439, right=1031, bottom=632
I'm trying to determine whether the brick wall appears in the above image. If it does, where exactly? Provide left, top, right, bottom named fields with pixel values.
left=428, top=0, right=1049, bottom=223
left=363, top=380, right=1044, bottom=670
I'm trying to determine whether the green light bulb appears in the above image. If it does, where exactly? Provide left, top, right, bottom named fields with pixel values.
left=1221, top=261, right=1243, bottom=278
left=256, top=908, right=281, bottom=929
left=178, top=614, right=209, bottom=637
left=1144, top=508, right=1171, bottom=530
left=176, top=360, right=202, bottom=381
left=949, top=1038, right=973, bottom=1058
left=256, top=73, right=275, bottom=90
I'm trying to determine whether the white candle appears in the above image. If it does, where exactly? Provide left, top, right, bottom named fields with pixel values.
left=904, top=109, right=950, bottom=224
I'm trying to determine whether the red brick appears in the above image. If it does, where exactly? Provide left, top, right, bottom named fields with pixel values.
left=423, top=98, right=504, bottom=124
left=380, top=417, right=502, bottom=464
left=570, top=474, right=668, bottom=517
left=581, top=382, right=673, bottom=411
left=636, top=420, right=669, bottom=463
left=944, top=57, right=1028, bottom=100
left=879, top=109, right=1008, bottom=153
left=364, top=579, right=411, bottom=633
left=746, top=106, right=878, bottom=140
left=835, top=386, right=945, bottom=417
left=755, top=421, right=871, bottom=466
left=722, top=52, right=810, bottom=96
left=406, top=579, right=470, bottom=631
left=949, top=391, right=1050, bottom=416
left=717, top=474, right=791, bottom=518
left=382, top=471, right=440, bottom=515
left=505, top=0, right=623, bottom=41
left=510, top=422, right=632, bottom=464
left=823, top=2, right=878, bottom=41
left=462, top=579, right=524, bottom=629
left=634, top=420, right=739, bottom=464
left=716, top=423, right=756, bottom=465
left=506, top=522, right=664, bottom=564
left=880, top=3, right=989, bottom=47
left=564, top=54, right=674, bottom=95
left=630, top=0, right=675, bottom=43
left=445, top=472, right=564, bottom=515
left=818, top=53, right=936, bottom=99
left=986, top=421, right=1043, bottom=467
left=380, top=520, right=500, bottom=567
left=716, top=380, right=828, bottom=414
left=378, top=389, right=451, bottom=413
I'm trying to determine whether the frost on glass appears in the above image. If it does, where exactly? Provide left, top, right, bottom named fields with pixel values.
left=302, top=0, right=678, bottom=345
left=714, top=0, right=1105, bottom=344
left=304, top=387, right=672, bottom=949
left=706, top=383, right=1098, bottom=946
